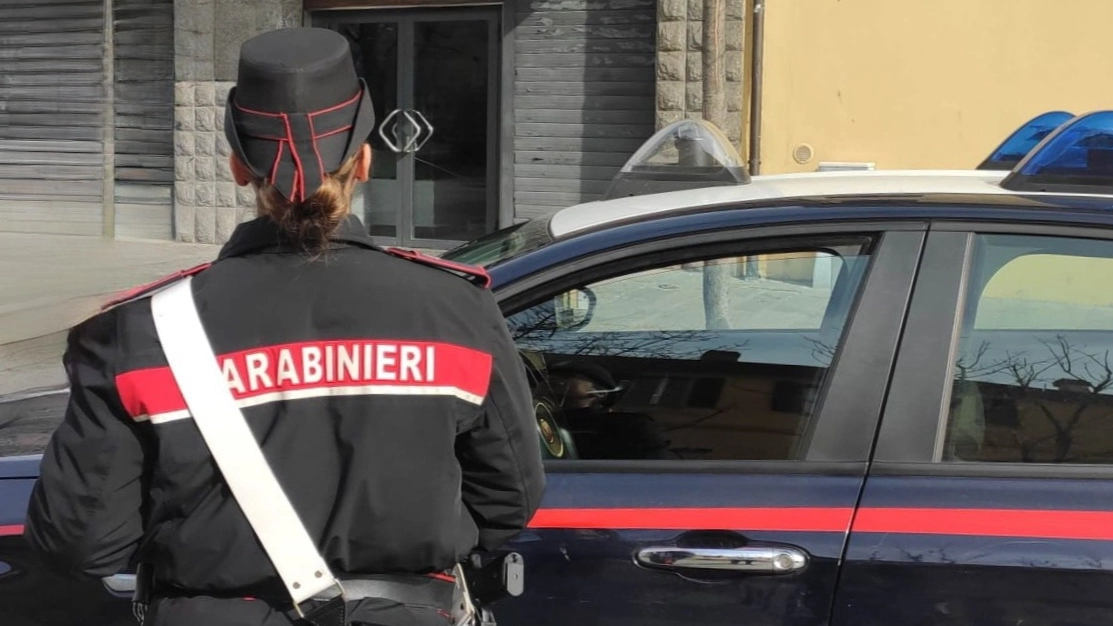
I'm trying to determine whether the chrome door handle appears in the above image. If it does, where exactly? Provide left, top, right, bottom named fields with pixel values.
left=378, top=109, right=405, bottom=153
left=636, top=546, right=808, bottom=574
left=407, top=109, right=434, bottom=152
left=102, top=573, right=136, bottom=593
left=401, top=110, right=424, bottom=153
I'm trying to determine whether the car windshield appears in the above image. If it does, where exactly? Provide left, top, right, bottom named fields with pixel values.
left=440, top=216, right=555, bottom=269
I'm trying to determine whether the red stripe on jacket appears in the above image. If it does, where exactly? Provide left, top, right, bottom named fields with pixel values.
left=114, top=339, right=493, bottom=420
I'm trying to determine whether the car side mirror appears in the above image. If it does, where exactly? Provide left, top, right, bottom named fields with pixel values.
left=553, top=287, right=596, bottom=331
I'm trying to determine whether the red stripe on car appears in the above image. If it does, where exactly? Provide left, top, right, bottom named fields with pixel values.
left=7, top=508, right=1113, bottom=542
left=852, top=507, right=1113, bottom=541
left=528, top=507, right=855, bottom=532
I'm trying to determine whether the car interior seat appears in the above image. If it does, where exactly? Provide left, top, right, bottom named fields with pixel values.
left=945, top=380, right=987, bottom=461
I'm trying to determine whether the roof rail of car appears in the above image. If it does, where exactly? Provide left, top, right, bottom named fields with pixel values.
left=977, top=110, right=1075, bottom=171
left=602, top=119, right=751, bottom=200
left=1001, top=110, right=1113, bottom=194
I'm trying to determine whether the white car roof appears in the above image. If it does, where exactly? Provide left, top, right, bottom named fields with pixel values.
left=546, top=169, right=1102, bottom=239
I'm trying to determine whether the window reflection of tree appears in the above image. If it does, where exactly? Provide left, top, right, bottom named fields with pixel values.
left=804, top=337, right=840, bottom=369
left=509, top=305, right=725, bottom=359
left=953, top=335, right=1113, bottom=463
left=510, top=304, right=826, bottom=461
left=508, top=248, right=861, bottom=461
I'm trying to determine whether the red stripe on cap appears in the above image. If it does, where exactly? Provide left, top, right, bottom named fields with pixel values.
left=307, top=114, right=326, bottom=187
left=242, top=134, right=288, bottom=142
left=281, top=113, right=304, bottom=202
left=315, top=125, right=354, bottom=141
left=233, top=100, right=284, bottom=118
left=528, top=507, right=855, bottom=532
left=852, top=507, right=1113, bottom=541
left=236, top=90, right=361, bottom=120
left=308, top=90, right=363, bottom=118
left=270, top=141, right=285, bottom=191
left=114, top=340, right=493, bottom=421
left=0, top=525, right=22, bottom=537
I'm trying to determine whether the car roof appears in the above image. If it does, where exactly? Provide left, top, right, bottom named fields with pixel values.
left=546, top=169, right=1113, bottom=238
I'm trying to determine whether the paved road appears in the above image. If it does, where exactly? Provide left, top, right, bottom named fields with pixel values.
left=0, top=233, right=450, bottom=398
left=0, top=233, right=218, bottom=347
left=0, top=390, right=67, bottom=459
left=0, top=233, right=219, bottom=398
left=0, top=333, right=67, bottom=398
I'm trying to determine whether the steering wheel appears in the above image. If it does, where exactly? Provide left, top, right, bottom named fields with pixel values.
left=519, top=352, right=579, bottom=460
left=535, top=397, right=579, bottom=460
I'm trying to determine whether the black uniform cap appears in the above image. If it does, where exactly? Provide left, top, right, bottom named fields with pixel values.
left=224, top=27, right=376, bottom=204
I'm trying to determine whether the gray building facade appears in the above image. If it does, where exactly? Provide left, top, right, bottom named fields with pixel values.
left=172, top=0, right=302, bottom=244
left=2, top=0, right=746, bottom=247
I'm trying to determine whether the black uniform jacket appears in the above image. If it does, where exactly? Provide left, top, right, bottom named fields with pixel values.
left=23, top=215, right=546, bottom=599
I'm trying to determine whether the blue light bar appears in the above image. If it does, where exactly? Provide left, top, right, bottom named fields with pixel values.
left=977, top=111, right=1075, bottom=170
left=1001, top=110, right=1113, bottom=193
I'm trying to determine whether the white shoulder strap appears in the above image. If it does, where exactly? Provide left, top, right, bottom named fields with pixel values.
left=150, top=277, right=338, bottom=605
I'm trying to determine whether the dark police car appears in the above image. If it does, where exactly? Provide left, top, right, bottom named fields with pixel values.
left=6, top=111, right=1113, bottom=626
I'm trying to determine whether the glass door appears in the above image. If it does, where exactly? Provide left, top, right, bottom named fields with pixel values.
left=323, top=8, right=500, bottom=249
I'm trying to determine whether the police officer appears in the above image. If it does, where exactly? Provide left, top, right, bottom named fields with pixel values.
left=23, top=27, right=545, bottom=626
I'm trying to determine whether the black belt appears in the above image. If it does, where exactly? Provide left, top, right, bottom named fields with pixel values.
left=323, top=574, right=457, bottom=609
left=153, top=573, right=457, bottom=610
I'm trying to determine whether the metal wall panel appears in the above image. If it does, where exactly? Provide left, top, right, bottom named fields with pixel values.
left=0, top=0, right=107, bottom=235
left=511, top=0, right=657, bottom=220
left=113, top=0, right=174, bottom=240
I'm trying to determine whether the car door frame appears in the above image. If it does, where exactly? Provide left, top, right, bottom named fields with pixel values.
left=835, top=217, right=1113, bottom=626
left=485, top=215, right=932, bottom=626
left=873, top=218, right=1113, bottom=471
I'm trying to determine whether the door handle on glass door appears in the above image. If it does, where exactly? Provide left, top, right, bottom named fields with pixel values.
left=378, top=109, right=405, bottom=153
left=400, top=110, right=425, bottom=153
left=635, top=546, right=808, bottom=574
left=407, top=109, right=434, bottom=152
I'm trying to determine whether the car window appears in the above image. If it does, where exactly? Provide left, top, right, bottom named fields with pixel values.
left=942, top=234, right=1113, bottom=463
left=507, top=240, right=873, bottom=462
left=560, top=252, right=850, bottom=333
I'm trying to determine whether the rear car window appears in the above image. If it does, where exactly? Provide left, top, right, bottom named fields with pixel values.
left=942, top=234, right=1113, bottom=463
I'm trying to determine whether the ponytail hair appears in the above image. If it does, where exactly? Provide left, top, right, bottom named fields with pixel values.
left=253, top=152, right=361, bottom=254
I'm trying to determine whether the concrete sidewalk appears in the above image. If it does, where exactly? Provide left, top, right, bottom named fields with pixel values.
left=0, top=233, right=218, bottom=396
left=0, top=233, right=447, bottom=397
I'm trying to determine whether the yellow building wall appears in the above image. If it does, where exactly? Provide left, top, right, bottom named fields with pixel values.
left=983, top=255, right=1113, bottom=308
left=756, top=0, right=1113, bottom=174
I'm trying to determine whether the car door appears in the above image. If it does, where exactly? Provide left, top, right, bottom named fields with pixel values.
left=0, top=389, right=135, bottom=626
left=490, top=223, right=925, bottom=626
left=834, top=224, right=1113, bottom=626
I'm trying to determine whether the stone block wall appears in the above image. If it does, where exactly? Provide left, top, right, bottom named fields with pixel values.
left=173, top=0, right=302, bottom=244
left=656, top=0, right=745, bottom=145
